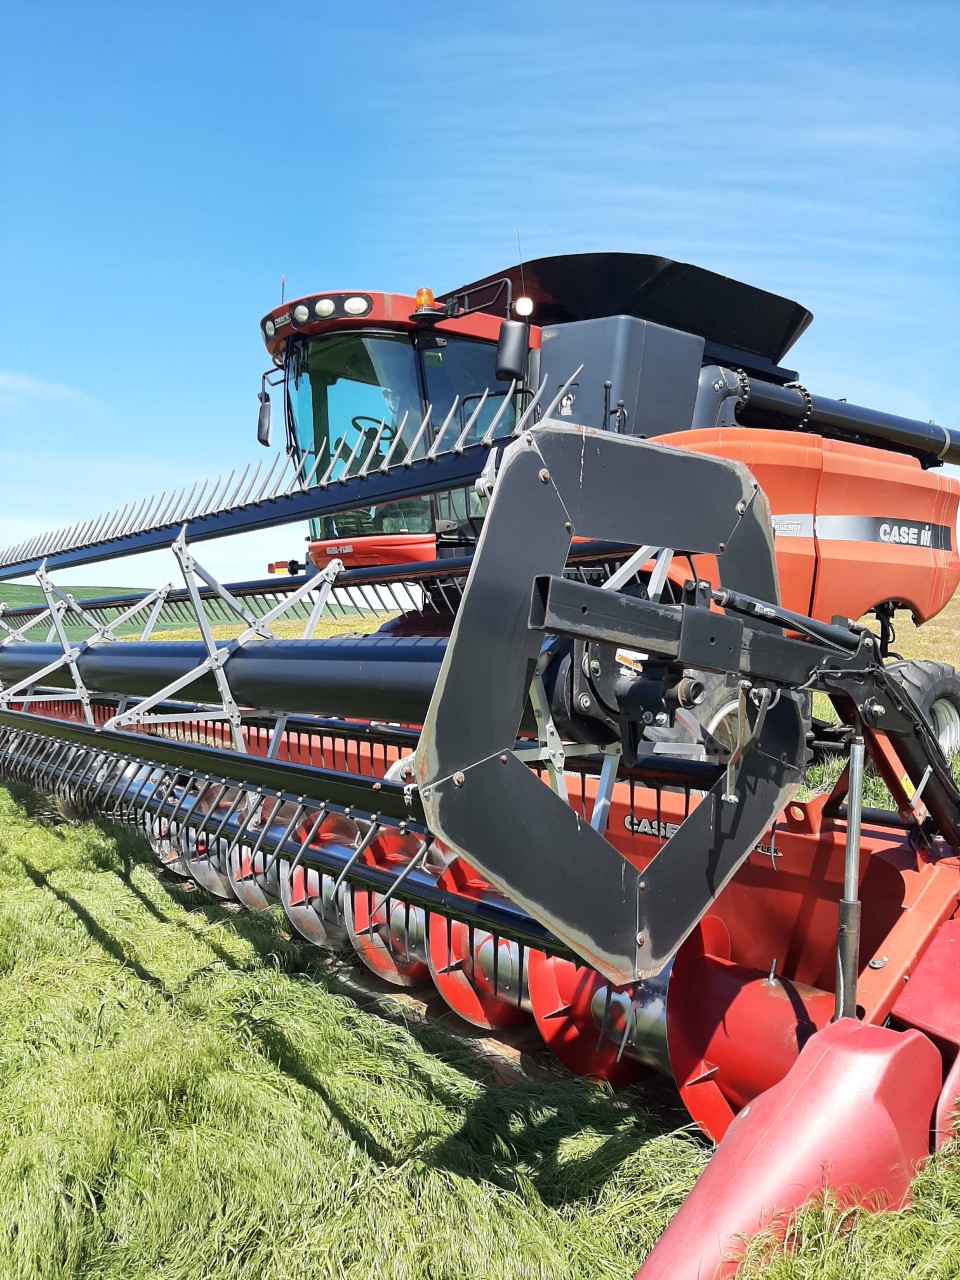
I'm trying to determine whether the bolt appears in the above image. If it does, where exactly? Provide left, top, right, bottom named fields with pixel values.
left=564, top=521, right=573, bottom=532
left=736, top=499, right=747, bottom=515
left=590, top=660, right=601, bottom=675
left=638, top=880, right=646, bottom=890
left=642, top=710, right=653, bottom=724
left=636, top=931, right=645, bottom=946
left=372, top=781, right=381, bottom=791
left=578, top=694, right=591, bottom=710
left=500, top=753, right=508, bottom=763
left=453, top=771, right=465, bottom=787
left=655, top=711, right=668, bottom=726
left=539, top=468, right=551, bottom=484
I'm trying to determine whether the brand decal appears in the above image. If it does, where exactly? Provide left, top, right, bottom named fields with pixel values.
left=771, top=513, right=952, bottom=551
left=878, top=522, right=933, bottom=546
left=771, top=514, right=813, bottom=537
left=624, top=815, right=779, bottom=857
left=624, top=816, right=682, bottom=839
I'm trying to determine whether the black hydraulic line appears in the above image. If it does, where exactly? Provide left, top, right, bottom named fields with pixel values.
left=0, top=635, right=447, bottom=725
left=735, top=377, right=960, bottom=465
left=711, top=587, right=861, bottom=652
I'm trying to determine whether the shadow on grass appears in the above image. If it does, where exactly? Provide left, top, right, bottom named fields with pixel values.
left=10, top=789, right=698, bottom=1209
left=18, top=857, right=174, bottom=1002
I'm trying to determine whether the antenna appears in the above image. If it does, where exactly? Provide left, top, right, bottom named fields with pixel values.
left=516, top=228, right=526, bottom=301
left=281, top=275, right=286, bottom=304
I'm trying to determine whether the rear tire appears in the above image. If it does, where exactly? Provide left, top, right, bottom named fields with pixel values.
left=888, top=659, right=960, bottom=759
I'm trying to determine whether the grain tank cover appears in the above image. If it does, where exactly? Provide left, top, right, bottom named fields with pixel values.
left=443, top=253, right=813, bottom=370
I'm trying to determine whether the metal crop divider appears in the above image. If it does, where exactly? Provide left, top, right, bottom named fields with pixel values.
left=104, top=531, right=344, bottom=753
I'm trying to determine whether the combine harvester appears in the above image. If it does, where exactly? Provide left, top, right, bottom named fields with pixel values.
left=3, top=253, right=960, bottom=1276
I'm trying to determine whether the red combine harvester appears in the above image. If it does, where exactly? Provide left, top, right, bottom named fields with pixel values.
left=2, top=253, right=960, bottom=1277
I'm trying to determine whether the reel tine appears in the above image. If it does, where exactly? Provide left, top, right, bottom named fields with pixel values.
left=13, top=734, right=41, bottom=784
left=224, top=788, right=268, bottom=860
left=79, top=751, right=111, bottom=806
left=207, top=787, right=247, bottom=846
left=539, top=366, right=584, bottom=425
left=285, top=806, right=328, bottom=882
left=512, top=372, right=550, bottom=435
left=15, top=734, right=42, bottom=784
left=134, top=766, right=173, bottom=827
left=172, top=775, right=213, bottom=830
left=121, top=764, right=154, bottom=824
left=331, top=822, right=381, bottom=893
left=595, top=983, right=614, bottom=1054
left=454, top=390, right=489, bottom=453
left=192, top=782, right=230, bottom=840
left=427, top=400, right=460, bottom=459
left=240, top=793, right=287, bottom=876
left=227, top=463, right=251, bottom=509
left=615, top=985, right=640, bottom=1064
left=261, top=800, right=308, bottom=878
left=365, top=837, right=431, bottom=926
left=480, top=380, right=517, bottom=447
left=108, top=758, right=141, bottom=819
left=89, top=757, right=126, bottom=810
left=380, top=411, right=412, bottom=472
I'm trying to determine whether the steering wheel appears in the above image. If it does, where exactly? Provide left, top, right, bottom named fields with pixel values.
left=351, top=415, right=395, bottom=441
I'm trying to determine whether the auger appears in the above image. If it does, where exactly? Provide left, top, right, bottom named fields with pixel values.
left=3, top=254, right=960, bottom=1278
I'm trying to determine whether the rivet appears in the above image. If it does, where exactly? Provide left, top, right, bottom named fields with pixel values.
left=500, top=754, right=508, bottom=763
left=636, top=931, right=645, bottom=946
left=868, top=956, right=888, bottom=970
left=539, top=468, right=550, bottom=483
left=453, top=771, right=465, bottom=787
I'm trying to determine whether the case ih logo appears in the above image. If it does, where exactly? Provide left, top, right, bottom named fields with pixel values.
left=878, top=521, right=934, bottom=547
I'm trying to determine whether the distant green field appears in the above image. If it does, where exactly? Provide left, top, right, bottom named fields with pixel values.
left=0, top=584, right=141, bottom=609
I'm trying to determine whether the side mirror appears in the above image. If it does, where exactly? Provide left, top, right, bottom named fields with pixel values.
left=495, top=319, right=529, bottom=381
left=257, top=391, right=272, bottom=447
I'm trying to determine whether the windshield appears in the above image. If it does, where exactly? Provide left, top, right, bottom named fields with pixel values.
left=285, top=329, right=517, bottom=542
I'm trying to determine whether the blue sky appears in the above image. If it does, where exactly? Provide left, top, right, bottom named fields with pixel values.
left=1, top=0, right=957, bottom=587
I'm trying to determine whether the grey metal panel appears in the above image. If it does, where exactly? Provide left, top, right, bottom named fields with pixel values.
left=416, top=422, right=802, bottom=984
left=537, top=316, right=704, bottom=434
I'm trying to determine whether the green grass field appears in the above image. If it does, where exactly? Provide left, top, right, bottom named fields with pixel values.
left=2, top=599, right=960, bottom=1278
left=0, top=584, right=142, bottom=609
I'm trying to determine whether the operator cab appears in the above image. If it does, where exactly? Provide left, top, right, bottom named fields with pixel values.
left=258, top=287, right=529, bottom=569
